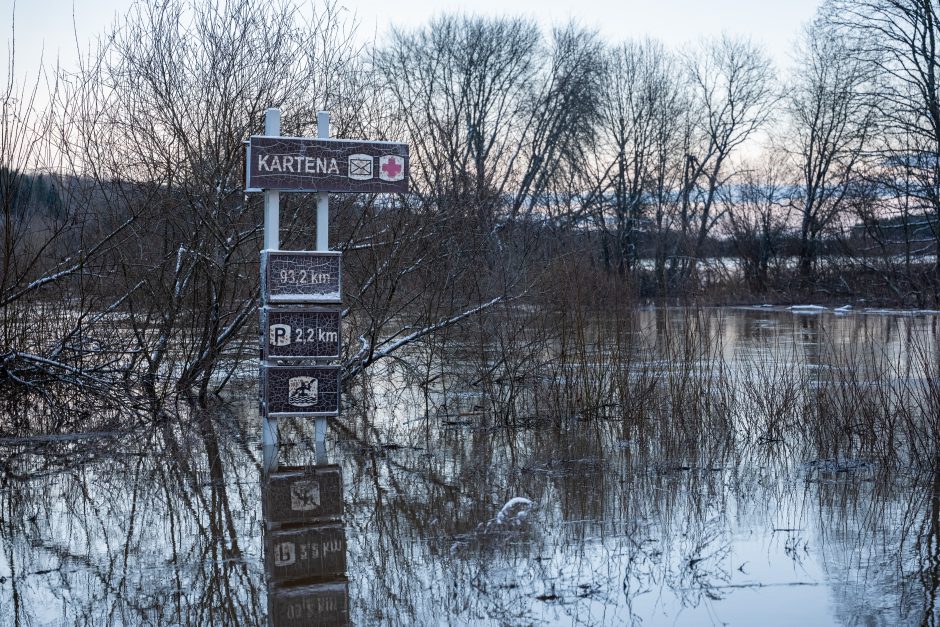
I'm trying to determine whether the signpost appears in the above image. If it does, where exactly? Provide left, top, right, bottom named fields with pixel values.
left=263, top=365, right=341, bottom=417
left=261, top=307, right=341, bottom=361
left=246, top=136, right=409, bottom=193
left=250, top=108, right=408, bottom=469
left=249, top=109, right=402, bottom=627
left=261, top=251, right=341, bottom=304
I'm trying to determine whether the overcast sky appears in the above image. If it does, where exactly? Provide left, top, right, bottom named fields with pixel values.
left=3, top=0, right=823, bottom=82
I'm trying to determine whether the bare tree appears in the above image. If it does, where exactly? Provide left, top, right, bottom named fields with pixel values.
left=590, top=39, right=687, bottom=277
left=510, top=23, right=605, bottom=220
left=787, top=19, right=872, bottom=286
left=0, top=28, right=136, bottom=417
left=340, top=15, right=609, bottom=380
left=374, top=16, right=604, bottom=223
left=674, top=36, right=776, bottom=290
left=846, top=126, right=937, bottom=304
left=375, top=15, right=541, bottom=218
left=825, top=0, right=940, bottom=300
left=722, top=156, right=792, bottom=292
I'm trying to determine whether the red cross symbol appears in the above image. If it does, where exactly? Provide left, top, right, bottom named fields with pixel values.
left=381, top=156, right=403, bottom=179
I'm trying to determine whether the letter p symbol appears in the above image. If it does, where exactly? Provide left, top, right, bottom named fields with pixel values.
left=270, top=324, right=291, bottom=347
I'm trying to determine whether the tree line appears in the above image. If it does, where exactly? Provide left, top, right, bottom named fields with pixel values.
left=1, top=0, right=938, bottom=415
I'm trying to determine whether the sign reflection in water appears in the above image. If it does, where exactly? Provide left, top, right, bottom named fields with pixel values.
left=263, top=464, right=349, bottom=626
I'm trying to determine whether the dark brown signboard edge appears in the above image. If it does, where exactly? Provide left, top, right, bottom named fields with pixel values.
left=250, top=134, right=407, bottom=146
left=261, top=305, right=344, bottom=314
left=266, top=464, right=343, bottom=476
left=243, top=139, right=250, bottom=192
left=246, top=183, right=407, bottom=194
left=260, top=249, right=343, bottom=255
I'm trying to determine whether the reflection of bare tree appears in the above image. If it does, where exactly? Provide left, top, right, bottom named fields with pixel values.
left=0, top=400, right=265, bottom=625
left=329, top=308, right=940, bottom=624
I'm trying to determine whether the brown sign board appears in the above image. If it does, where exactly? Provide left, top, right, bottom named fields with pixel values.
left=262, top=307, right=341, bottom=361
left=267, top=580, right=350, bottom=627
left=266, top=523, right=347, bottom=583
left=261, top=251, right=341, bottom=304
left=246, top=136, right=409, bottom=193
left=263, top=365, right=340, bottom=418
left=264, top=465, right=343, bottom=525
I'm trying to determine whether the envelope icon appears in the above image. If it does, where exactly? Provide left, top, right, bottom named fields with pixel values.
left=348, top=154, right=373, bottom=180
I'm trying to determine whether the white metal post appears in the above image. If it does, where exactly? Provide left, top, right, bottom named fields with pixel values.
left=262, top=107, right=281, bottom=472
left=263, top=108, right=281, bottom=250
left=316, top=111, right=330, bottom=251
left=316, top=110, right=330, bottom=464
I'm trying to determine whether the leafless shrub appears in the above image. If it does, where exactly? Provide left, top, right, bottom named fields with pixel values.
left=787, top=19, right=873, bottom=287
left=53, top=0, right=361, bottom=407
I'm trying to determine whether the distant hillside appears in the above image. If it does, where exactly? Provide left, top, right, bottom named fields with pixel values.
left=0, top=167, right=64, bottom=218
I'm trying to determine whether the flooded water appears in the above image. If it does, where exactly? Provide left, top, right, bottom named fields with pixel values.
left=1, top=306, right=939, bottom=626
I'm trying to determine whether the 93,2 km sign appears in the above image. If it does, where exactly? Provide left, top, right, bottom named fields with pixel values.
left=261, top=251, right=341, bottom=304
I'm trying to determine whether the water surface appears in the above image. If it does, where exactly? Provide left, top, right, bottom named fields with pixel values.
left=1, top=306, right=939, bottom=626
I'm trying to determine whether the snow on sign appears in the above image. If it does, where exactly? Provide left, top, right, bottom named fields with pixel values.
left=262, top=307, right=341, bottom=361
left=261, top=250, right=341, bottom=304
left=263, top=365, right=341, bottom=417
left=245, top=136, right=409, bottom=193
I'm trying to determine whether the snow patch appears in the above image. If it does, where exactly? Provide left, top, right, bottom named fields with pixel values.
left=272, top=291, right=341, bottom=301
left=788, top=304, right=827, bottom=314
left=495, top=497, right=533, bottom=526
left=450, top=496, right=535, bottom=553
